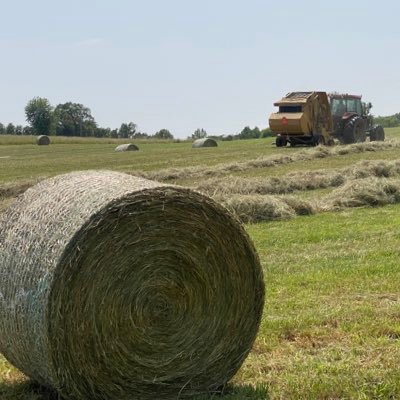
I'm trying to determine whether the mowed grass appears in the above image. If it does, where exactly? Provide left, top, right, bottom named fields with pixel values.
left=1, top=128, right=399, bottom=186
left=239, top=206, right=400, bottom=399
left=0, top=136, right=280, bottom=185
left=1, top=128, right=400, bottom=399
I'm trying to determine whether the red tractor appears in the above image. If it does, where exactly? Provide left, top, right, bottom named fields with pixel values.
left=329, top=93, right=385, bottom=144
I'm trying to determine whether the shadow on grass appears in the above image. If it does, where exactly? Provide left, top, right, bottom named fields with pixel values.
left=197, top=383, right=269, bottom=399
left=0, top=380, right=60, bottom=400
left=0, top=380, right=269, bottom=400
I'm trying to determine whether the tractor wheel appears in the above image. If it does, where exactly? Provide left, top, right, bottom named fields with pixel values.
left=327, top=138, right=335, bottom=146
left=276, top=136, right=287, bottom=147
left=375, top=125, right=385, bottom=141
left=318, top=135, right=326, bottom=146
left=370, top=127, right=377, bottom=141
left=343, top=116, right=366, bottom=144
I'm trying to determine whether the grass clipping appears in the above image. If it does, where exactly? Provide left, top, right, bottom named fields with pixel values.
left=0, top=170, right=264, bottom=400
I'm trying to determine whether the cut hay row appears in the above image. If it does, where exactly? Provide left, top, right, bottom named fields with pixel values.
left=321, top=178, right=400, bottom=210
left=0, top=179, right=42, bottom=201
left=219, top=194, right=315, bottom=223
left=0, top=171, right=264, bottom=400
left=2, top=159, right=400, bottom=210
left=141, top=140, right=400, bottom=181
left=196, top=159, right=400, bottom=197
left=197, top=171, right=346, bottom=196
left=217, top=177, right=400, bottom=223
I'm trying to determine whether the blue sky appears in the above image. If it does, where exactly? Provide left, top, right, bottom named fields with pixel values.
left=1, top=0, right=399, bottom=138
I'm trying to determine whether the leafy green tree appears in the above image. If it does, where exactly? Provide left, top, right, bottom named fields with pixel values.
left=15, top=125, right=23, bottom=135
left=374, top=113, right=400, bottom=128
left=153, top=129, right=173, bottom=139
left=6, top=123, right=15, bottom=135
left=23, top=126, right=34, bottom=135
left=239, top=126, right=261, bottom=139
left=54, top=102, right=96, bottom=136
left=118, top=122, right=137, bottom=138
left=132, top=131, right=149, bottom=139
left=0, top=123, right=4, bottom=135
left=192, top=128, right=207, bottom=139
left=260, top=127, right=272, bottom=138
left=94, top=127, right=111, bottom=138
left=110, top=129, right=119, bottom=138
left=25, top=97, right=54, bottom=135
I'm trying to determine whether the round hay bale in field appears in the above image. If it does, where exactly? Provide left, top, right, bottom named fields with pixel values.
left=0, top=170, right=264, bottom=400
left=192, top=138, right=218, bottom=148
left=36, top=135, right=50, bottom=145
left=115, top=143, right=139, bottom=152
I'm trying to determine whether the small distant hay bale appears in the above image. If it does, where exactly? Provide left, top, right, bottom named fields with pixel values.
left=37, top=135, right=50, bottom=145
left=192, top=138, right=218, bottom=148
left=115, top=143, right=139, bottom=152
left=0, top=170, right=264, bottom=400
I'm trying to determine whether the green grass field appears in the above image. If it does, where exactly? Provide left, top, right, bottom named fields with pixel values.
left=1, top=128, right=400, bottom=399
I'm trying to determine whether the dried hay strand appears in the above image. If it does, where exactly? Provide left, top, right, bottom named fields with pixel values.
left=37, top=135, right=50, bottom=145
left=0, top=170, right=264, bottom=400
left=192, top=138, right=218, bottom=148
left=321, top=178, right=400, bottom=210
left=115, top=143, right=139, bottom=152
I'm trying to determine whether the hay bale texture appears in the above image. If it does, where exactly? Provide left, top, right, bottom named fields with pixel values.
left=37, top=135, right=50, bottom=145
left=0, top=170, right=264, bottom=400
left=115, top=143, right=139, bottom=152
left=192, top=138, right=218, bottom=148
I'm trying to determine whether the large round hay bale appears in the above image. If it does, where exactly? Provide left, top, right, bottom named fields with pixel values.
left=115, top=143, right=139, bottom=152
left=192, top=138, right=218, bottom=148
left=0, top=170, right=264, bottom=400
left=36, top=135, right=50, bottom=145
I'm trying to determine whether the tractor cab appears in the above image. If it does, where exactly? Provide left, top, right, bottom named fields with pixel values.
left=328, top=93, right=384, bottom=143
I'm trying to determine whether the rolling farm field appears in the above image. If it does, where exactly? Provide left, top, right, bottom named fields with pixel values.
left=1, top=128, right=400, bottom=399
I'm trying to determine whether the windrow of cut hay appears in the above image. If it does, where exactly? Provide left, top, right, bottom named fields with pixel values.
left=321, top=178, right=400, bottom=210
left=196, top=159, right=400, bottom=197
left=217, top=177, right=400, bottom=223
left=2, top=159, right=400, bottom=204
left=197, top=171, right=346, bottom=196
left=0, top=179, right=42, bottom=201
left=218, top=194, right=316, bottom=223
left=0, top=170, right=264, bottom=400
left=141, top=140, right=400, bottom=182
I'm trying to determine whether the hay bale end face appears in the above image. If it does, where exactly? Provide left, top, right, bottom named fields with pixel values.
left=36, top=135, right=50, bottom=145
left=192, top=138, right=218, bottom=148
left=115, top=143, right=139, bottom=152
left=0, top=170, right=264, bottom=400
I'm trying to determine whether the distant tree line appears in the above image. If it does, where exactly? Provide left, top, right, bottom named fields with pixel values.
left=374, top=113, right=400, bottom=128
left=0, top=97, right=174, bottom=140
left=0, top=96, right=277, bottom=141
left=189, top=126, right=272, bottom=141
